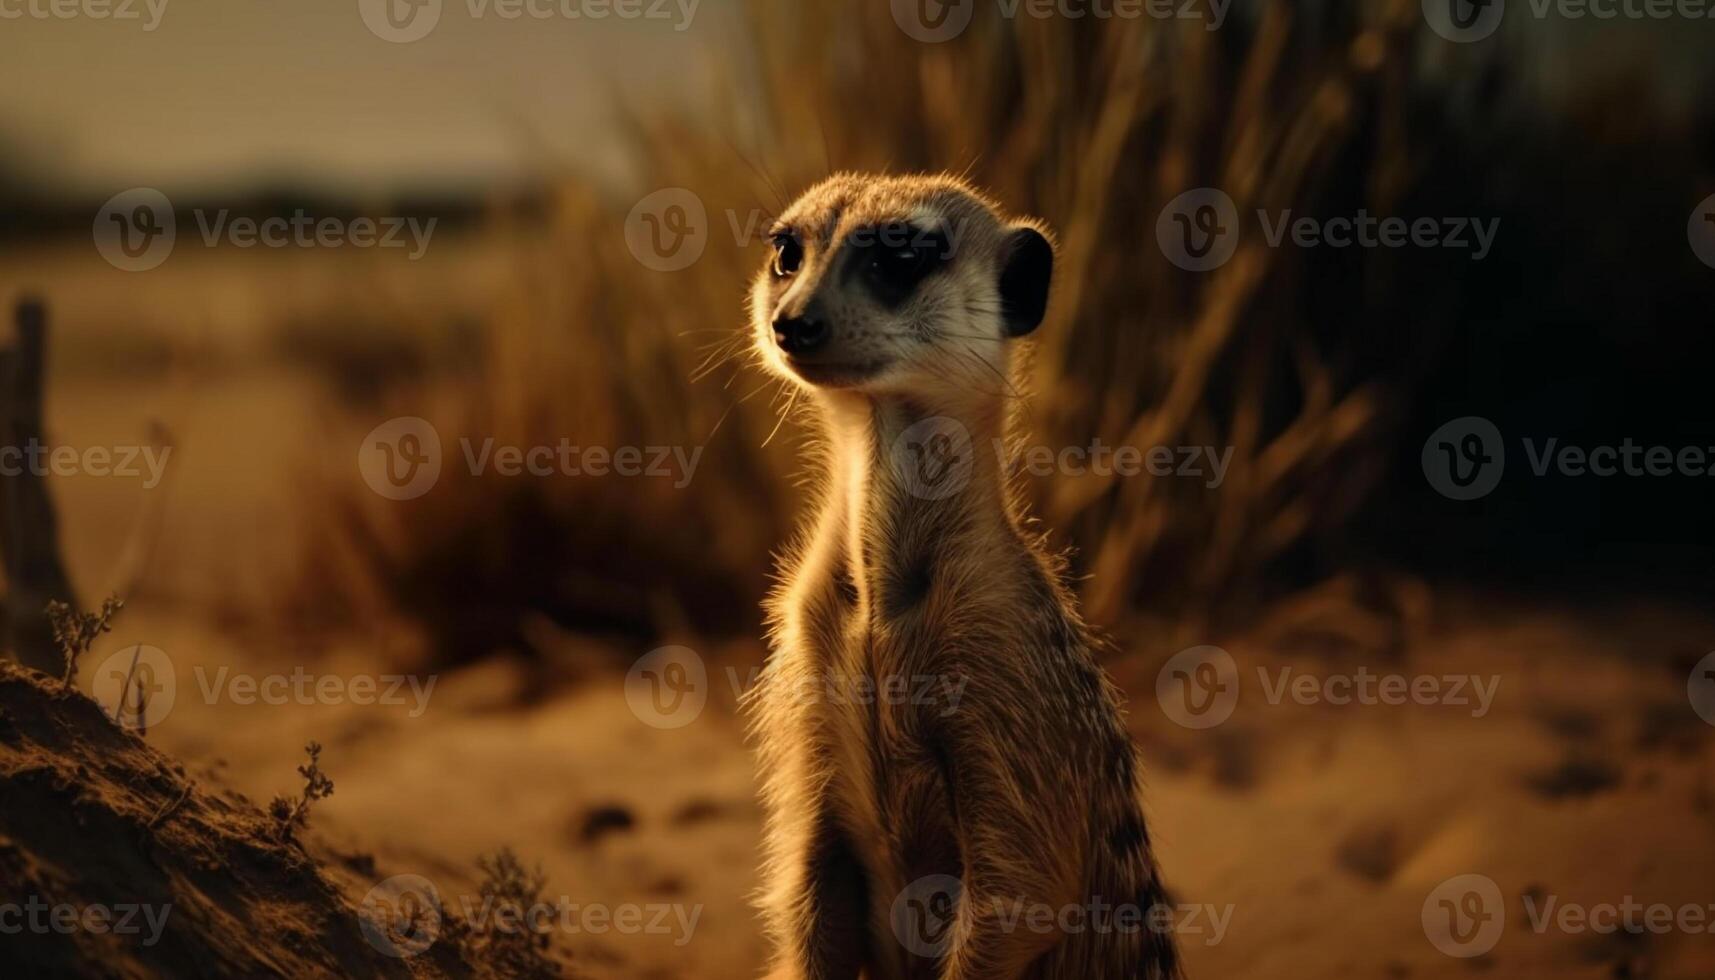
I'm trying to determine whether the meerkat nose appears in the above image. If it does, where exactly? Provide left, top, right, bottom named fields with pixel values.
left=773, top=314, right=830, bottom=355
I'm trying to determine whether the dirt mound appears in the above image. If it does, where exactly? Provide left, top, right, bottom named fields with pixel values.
left=0, top=661, right=479, bottom=978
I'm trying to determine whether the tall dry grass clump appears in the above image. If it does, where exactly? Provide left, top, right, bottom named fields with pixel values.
left=298, top=185, right=796, bottom=660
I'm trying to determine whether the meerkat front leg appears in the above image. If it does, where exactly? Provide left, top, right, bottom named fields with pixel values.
left=759, top=802, right=870, bottom=980
left=920, top=712, right=1084, bottom=980
left=752, top=647, right=873, bottom=980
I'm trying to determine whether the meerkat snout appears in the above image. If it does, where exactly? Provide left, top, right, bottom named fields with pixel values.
left=751, top=173, right=1055, bottom=392
left=771, top=311, right=830, bottom=355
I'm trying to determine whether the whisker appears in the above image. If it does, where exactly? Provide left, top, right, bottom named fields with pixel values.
left=705, top=395, right=739, bottom=441
left=690, top=354, right=737, bottom=384
left=961, top=349, right=1023, bottom=402
left=736, top=377, right=778, bottom=404
left=761, top=383, right=801, bottom=448
left=689, top=334, right=748, bottom=382
left=721, top=129, right=786, bottom=212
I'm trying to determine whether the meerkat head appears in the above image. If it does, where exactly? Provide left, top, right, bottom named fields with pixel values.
left=750, top=173, right=1054, bottom=399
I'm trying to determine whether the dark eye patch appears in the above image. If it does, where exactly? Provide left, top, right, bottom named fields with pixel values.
left=849, top=222, right=951, bottom=308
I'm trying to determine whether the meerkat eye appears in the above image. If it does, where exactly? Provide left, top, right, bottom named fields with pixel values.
left=771, top=232, right=803, bottom=278
left=863, top=223, right=946, bottom=302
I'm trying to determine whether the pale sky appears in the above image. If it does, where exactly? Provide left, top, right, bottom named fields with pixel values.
left=0, top=0, right=738, bottom=198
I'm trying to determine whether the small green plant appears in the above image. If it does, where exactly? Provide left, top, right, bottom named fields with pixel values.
left=44, top=594, right=123, bottom=687
left=270, top=741, right=334, bottom=840
left=470, top=847, right=558, bottom=978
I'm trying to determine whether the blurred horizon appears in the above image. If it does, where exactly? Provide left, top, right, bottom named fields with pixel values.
left=0, top=0, right=742, bottom=202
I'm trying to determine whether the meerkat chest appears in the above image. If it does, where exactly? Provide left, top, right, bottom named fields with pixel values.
left=795, top=560, right=969, bottom=742
left=787, top=570, right=928, bottom=765
left=780, top=556, right=963, bottom=809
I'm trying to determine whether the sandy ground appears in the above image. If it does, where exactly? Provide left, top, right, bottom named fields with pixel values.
left=44, top=594, right=1709, bottom=980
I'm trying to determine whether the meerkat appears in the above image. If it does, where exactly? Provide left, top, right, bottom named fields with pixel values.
left=743, top=173, right=1180, bottom=980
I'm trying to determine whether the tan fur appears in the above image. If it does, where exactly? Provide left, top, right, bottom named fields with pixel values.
left=745, top=174, right=1179, bottom=980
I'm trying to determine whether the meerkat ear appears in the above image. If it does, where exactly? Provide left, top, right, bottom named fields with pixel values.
left=998, top=224, right=1054, bottom=337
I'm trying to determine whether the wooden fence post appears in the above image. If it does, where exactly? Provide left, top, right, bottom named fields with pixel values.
left=1, top=297, right=77, bottom=674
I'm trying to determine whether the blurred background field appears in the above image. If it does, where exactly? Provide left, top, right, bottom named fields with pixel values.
left=3, top=1, right=1715, bottom=977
